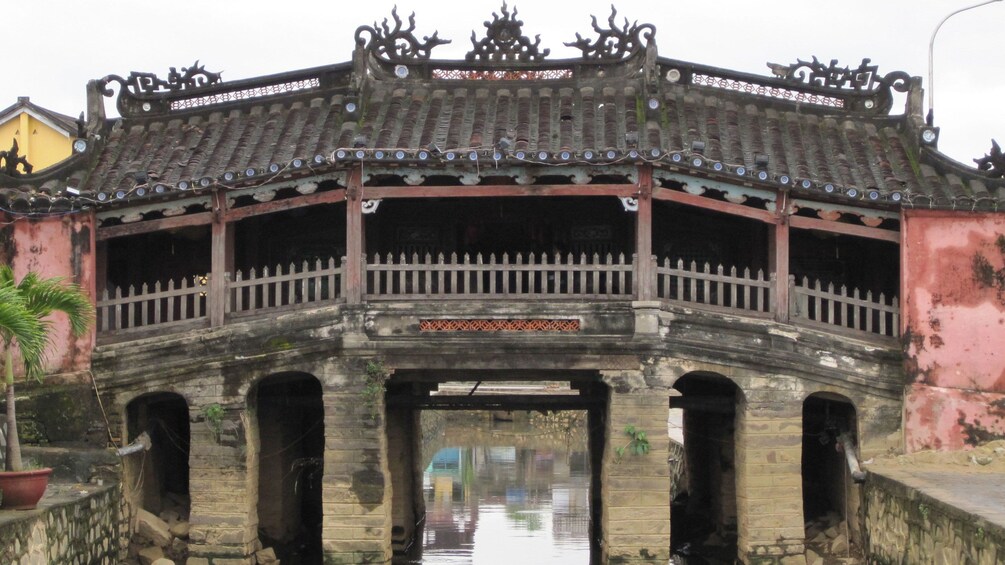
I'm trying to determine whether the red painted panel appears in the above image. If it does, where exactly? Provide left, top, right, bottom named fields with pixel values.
left=11, top=215, right=95, bottom=375
left=903, top=211, right=1005, bottom=451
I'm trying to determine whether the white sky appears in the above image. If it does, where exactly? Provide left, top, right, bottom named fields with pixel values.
left=5, top=0, right=1003, bottom=165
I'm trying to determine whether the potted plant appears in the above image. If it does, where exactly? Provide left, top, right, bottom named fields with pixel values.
left=0, top=266, right=92, bottom=509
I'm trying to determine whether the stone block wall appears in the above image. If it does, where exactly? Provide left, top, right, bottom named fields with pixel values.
left=600, top=386, right=672, bottom=563
left=734, top=396, right=806, bottom=564
left=0, top=484, right=129, bottom=565
left=321, top=387, right=393, bottom=565
left=864, top=473, right=1003, bottom=565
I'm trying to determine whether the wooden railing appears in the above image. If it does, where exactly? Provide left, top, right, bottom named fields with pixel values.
left=97, top=276, right=208, bottom=334
left=365, top=252, right=634, bottom=299
left=95, top=254, right=899, bottom=342
left=789, top=276, right=900, bottom=338
left=229, top=257, right=345, bottom=316
left=655, top=258, right=774, bottom=316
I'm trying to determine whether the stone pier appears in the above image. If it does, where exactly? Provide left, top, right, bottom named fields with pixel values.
left=600, top=373, right=672, bottom=563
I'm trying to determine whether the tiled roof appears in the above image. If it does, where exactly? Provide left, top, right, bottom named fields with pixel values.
left=2, top=9, right=1003, bottom=214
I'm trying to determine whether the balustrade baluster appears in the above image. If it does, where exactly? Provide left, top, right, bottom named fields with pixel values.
left=438, top=253, right=447, bottom=295
left=616, top=253, right=625, bottom=295
left=864, top=289, right=872, bottom=333
left=100, top=289, right=111, bottom=332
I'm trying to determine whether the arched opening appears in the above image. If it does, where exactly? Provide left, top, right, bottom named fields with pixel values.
left=250, top=373, right=325, bottom=564
left=671, top=372, right=741, bottom=562
left=802, top=393, right=860, bottom=558
left=124, top=392, right=191, bottom=565
left=384, top=371, right=603, bottom=564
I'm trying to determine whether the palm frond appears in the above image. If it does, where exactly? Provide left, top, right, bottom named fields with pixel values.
left=0, top=265, right=94, bottom=381
left=0, top=284, right=47, bottom=379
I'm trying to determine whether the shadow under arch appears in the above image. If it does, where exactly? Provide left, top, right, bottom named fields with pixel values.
left=248, top=372, right=325, bottom=565
left=802, top=391, right=860, bottom=554
left=125, top=391, right=191, bottom=518
left=670, top=371, right=743, bottom=563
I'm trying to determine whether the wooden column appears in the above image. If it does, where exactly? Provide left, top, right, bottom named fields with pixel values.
left=635, top=165, right=655, bottom=301
left=210, top=191, right=233, bottom=327
left=769, top=192, right=790, bottom=323
left=345, top=166, right=364, bottom=304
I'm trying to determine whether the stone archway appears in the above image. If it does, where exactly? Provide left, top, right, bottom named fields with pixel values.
left=249, top=372, right=325, bottom=564
left=125, top=392, right=191, bottom=517
left=802, top=392, right=861, bottom=558
left=671, top=371, right=742, bottom=562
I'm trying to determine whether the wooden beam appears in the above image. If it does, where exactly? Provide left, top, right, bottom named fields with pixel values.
left=210, top=191, right=232, bottom=327
left=223, top=188, right=347, bottom=223
left=788, top=215, right=900, bottom=243
left=363, top=184, right=636, bottom=199
left=771, top=192, right=791, bottom=323
left=386, top=394, right=602, bottom=410
left=96, top=212, right=213, bottom=241
left=345, top=167, right=363, bottom=304
left=653, top=187, right=777, bottom=223
left=635, top=165, right=654, bottom=301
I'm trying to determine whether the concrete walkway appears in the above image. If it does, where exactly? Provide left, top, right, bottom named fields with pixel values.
left=866, top=464, right=1005, bottom=528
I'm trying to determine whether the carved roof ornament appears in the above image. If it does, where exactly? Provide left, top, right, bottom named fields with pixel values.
left=769, top=57, right=885, bottom=91
left=766, top=56, right=911, bottom=112
left=466, top=3, right=549, bottom=63
left=564, top=6, right=655, bottom=61
left=355, top=7, right=451, bottom=62
left=975, top=139, right=1005, bottom=178
left=99, top=61, right=223, bottom=96
left=0, top=138, right=33, bottom=177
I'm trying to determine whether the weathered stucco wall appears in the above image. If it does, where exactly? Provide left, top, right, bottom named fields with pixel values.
left=2, top=213, right=95, bottom=375
left=0, top=484, right=129, bottom=565
left=903, top=210, right=1005, bottom=451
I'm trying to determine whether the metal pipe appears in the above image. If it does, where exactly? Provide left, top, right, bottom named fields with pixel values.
left=116, top=431, right=151, bottom=457
left=837, top=432, right=867, bottom=483
left=928, top=0, right=1002, bottom=122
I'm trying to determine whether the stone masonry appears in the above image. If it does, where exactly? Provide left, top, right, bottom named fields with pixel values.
left=600, top=372, right=672, bottom=563
left=734, top=391, right=807, bottom=565
left=0, top=484, right=129, bottom=565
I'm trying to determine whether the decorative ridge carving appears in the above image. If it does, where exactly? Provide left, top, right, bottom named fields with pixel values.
left=0, top=139, right=33, bottom=177
left=975, top=139, right=1005, bottom=178
left=466, top=3, right=549, bottom=63
left=767, top=57, right=900, bottom=92
left=765, top=56, right=911, bottom=113
left=99, top=61, right=223, bottom=97
left=355, top=7, right=451, bottom=62
left=564, top=6, right=655, bottom=61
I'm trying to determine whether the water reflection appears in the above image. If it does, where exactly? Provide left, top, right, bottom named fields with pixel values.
left=399, top=412, right=591, bottom=565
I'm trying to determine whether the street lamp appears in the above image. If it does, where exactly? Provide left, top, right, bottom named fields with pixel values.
left=928, top=0, right=1002, bottom=123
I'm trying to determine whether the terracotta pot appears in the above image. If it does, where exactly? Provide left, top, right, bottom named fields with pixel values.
left=0, top=468, right=53, bottom=510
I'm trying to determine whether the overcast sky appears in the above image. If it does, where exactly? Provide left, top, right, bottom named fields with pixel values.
left=5, top=0, right=1002, bottom=165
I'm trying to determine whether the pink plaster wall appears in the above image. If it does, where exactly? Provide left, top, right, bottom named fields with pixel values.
left=5, top=213, right=96, bottom=376
left=903, top=210, right=1005, bottom=451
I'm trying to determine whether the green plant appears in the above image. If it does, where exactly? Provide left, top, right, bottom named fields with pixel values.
left=203, top=403, right=225, bottom=438
left=614, top=424, right=651, bottom=462
left=0, top=266, right=93, bottom=472
left=362, top=360, right=389, bottom=419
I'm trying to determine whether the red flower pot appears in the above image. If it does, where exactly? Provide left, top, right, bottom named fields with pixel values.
left=0, top=468, right=53, bottom=510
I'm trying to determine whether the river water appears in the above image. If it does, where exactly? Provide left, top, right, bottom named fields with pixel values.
left=396, top=411, right=593, bottom=564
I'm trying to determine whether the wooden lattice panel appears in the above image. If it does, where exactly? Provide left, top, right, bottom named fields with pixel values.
left=419, top=319, right=580, bottom=332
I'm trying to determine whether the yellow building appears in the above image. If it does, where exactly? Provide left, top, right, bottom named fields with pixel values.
left=0, top=96, right=79, bottom=172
